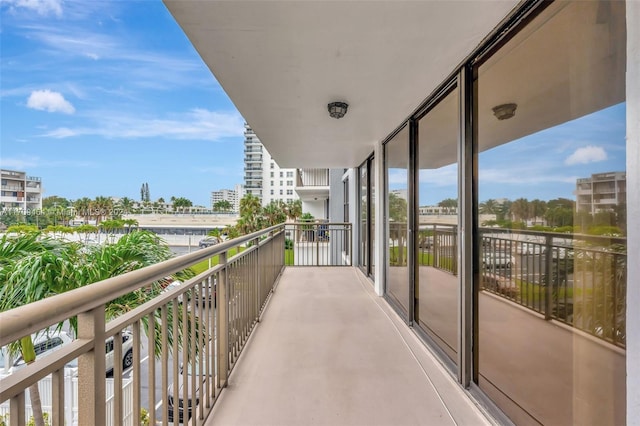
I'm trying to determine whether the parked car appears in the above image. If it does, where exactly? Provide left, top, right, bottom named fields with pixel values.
left=167, top=362, right=212, bottom=423
left=10, top=330, right=134, bottom=376
left=9, top=331, right=73, bottom=372
left=517, top=242, right=545, bottom=255
left=198, top=236, right=221, bottom=248
left=164, top=279, right=216, bottom=307
left=105, top=330, right=134, bottom=374
left=483, top=251, right=515, bottom=268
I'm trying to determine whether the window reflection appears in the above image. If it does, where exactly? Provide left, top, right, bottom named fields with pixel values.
left=476, top=2, right=626, bottom=424
left=385, top=126, right=409, bottom=315
left=360, top=165, right=368, bottom=271
left=417, top=87, right=459, bottom=362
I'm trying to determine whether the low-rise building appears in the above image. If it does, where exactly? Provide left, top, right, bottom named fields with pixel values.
left=0, top=169, right=43, bottom=212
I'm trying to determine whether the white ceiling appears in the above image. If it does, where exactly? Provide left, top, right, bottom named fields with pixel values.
left=163, top=0, right=520, bottom=168
left=163, top=1, right=625, bottom=170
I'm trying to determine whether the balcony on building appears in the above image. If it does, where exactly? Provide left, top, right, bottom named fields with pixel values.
left=294, top=168, right=329, bottom=203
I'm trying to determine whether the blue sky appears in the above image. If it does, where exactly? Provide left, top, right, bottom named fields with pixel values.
left=409, top=102, right=627, bottom=205
left=1, top=0, right=245, bottom=207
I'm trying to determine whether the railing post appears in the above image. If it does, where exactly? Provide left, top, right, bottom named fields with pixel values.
left=349, top=224, right=353, bottom=266
left=254, top=237, right=261, bottom=322
left=433, top=224, right=438, bottom=268
left=77, top=305, right=106, bottom=426
left=545, top=234, right=554, bottom=320
left=217, top=252, right=229, bottom=388
left=316, top=224, right=320, bottom=266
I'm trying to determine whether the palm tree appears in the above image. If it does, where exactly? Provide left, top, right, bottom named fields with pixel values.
left=262, top=201, right=286, bottom=226
left=0, top=231, right=195, bottom=426
left=213, top=200, right=233, bottom=213
left=284, top=200, right=302, bottom=222
left=509, top=198, right=530, bottom=223
left=238, top=194, right=263, bottom=234
left=73, top=197, right=92, bottom=225
left=479, top=199, right=498, bottom=215
left=91, top=196, right=114, bottom=224
left=0, top=233, right=82, bottom=426
left=122, top=218, right=139, bottom=234
left=76, top=224, right=99, bottom=243
left=117, top=197, right=134, bottom=214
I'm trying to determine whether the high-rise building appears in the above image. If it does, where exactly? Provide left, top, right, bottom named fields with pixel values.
left=576, top=171, right=626, bottom=215
left=211, top=184, right=244, bottom=213
left=0, top=169, right=43, bottom=211
left=243, top=124, right=298, bottom=206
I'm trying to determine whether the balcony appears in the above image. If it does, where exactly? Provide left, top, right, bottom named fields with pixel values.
left=0, top=224, right=627, bottom=425
left=295, top=168, right=329, bottom=202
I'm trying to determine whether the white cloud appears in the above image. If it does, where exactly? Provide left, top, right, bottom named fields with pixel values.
left=40, top=109, right=244, bottom=141
left=0, top=156, right=39, bottom=170
left=419, top=164, right=458, bottom=187
left=565, top=145, right=608, bottom=165
left=4, top=0, right=62, bottom=17
left=27, top=89, right=75, bottom=114
left=0, top=156, right=95, bottom=169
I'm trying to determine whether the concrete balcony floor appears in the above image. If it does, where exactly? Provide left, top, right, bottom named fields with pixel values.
left=206, top=267, right=491, bottom=426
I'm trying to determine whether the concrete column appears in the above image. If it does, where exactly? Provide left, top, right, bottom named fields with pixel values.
left=627, top=1, right=640, bottom=423
left=374, top=142, right=385, bottom=296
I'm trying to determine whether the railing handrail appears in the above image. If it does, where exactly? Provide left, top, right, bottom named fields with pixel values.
left=0, top=224, right=284, bottom=347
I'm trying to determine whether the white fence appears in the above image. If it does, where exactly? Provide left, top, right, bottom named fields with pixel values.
left=0, top=370, right=133, bottom=425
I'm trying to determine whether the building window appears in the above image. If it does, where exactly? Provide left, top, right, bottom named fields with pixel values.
left=280, top=181, right=283, bottom=186
left=287, top=180, right=293, bottom=186
left=286, top=190, right=293, bottom=195
left=270, top=172, right=274, bottom=178
left=270, top=162, right=274, bottom=169
left=286, top=171, right=294, bottom=178
left=279, top=189, right=283, bottom=195
left=280, top=171, right=284, bottom=177
left=270, top=190, right=274, bottom=195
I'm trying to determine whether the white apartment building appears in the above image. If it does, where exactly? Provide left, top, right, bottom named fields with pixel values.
left=576, top=171, right=627, bottom=215
left=211, top=184, right=244, bottom=212
left=0, top=169, right=43, bottom=211
left=244, top=124, right=298, bottom=206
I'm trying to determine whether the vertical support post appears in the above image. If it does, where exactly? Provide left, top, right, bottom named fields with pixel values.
left=544, top=234, right=554, bottom=320
left=458, top=64, right=475, bottom=387
left=113, top=331, right=123, bottom=426
left=10, top=393, right=25, bottom=426
left=52, top=369, right=65, bottom=426
left=147, top=312, right=156, bottom=426
left=78, top=305, right=106, bottom=426
left=132, top=322, right=141, bottom=426
left=217, top=252, right=229, bottom=388
left=254, top=237, right=261, bottom=321
left=409, top=118, right=419, bottom=325
left=316, top=224, right=320, bottom=266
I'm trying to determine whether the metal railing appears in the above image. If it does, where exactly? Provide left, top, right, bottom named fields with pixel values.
left=479, top=228, right=626, bottom=347
left=284, top=222, right=352, bottom=266
left=0, top=225, right=285, bottom=425
left=405, top=224, right=626, bottom=348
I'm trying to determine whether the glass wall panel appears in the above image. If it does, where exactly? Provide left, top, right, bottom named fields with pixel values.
left=359, top=164, right=368, bottom=272
left=476, top=2, right=626, bottom=424
left=385, top=126, right=409, bottom=315
left=417, top=87, right=459, bottom=362
left=370, top=158, right=376, bottom=279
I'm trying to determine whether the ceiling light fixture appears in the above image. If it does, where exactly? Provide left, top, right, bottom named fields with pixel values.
left=492, top=103, right=517, bottom=120
left=328, top=102, right=349, bottom=119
